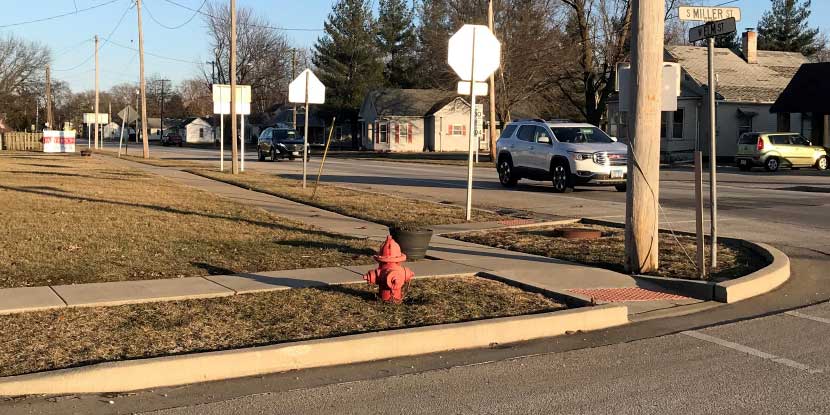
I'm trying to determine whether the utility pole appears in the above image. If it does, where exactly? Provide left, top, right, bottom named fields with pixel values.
left=159, top=79, right=170, bottom=139
left=487, top=0, right=498, bottom=162
left=137, top=0, right=150, bottom=158
left=291, top=48, right=297, bottom=130
left=94, top=34, right=100, bottom=149
left=708, top=36, right=718, bottom=270
left=230, top=0, right=239, bottom=174
left=624, top=0, right=664, bottom=274
left=45, top=64, right=53, bottom=129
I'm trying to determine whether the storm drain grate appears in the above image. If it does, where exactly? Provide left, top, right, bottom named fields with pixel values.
left=497, top=219, right=537, bottom=226
left=567, top=287, right=690, bottom=302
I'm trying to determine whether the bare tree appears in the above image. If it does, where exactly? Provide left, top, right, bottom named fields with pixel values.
left=178, top=78, right=213, bottom=116
left=0, top=33, right=50, bottom=130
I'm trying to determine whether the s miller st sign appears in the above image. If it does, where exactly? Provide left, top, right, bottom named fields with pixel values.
left=679, top=6, right=741, bottom=22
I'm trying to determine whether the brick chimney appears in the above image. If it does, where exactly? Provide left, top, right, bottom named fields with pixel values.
left=742, top=28, right=758, bottom=64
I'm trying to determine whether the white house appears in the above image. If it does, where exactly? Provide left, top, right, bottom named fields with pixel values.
left=359, top=89, right=486, bottom=153
left=607, top=29, right=807, bottom=161
left=173, top=117, right=215, bottom=144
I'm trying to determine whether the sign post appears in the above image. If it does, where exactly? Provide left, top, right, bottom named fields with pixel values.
left=117, top=105, right=137, bottom=158
left=448, top=24, right=501, bottom=221
left=685, top=14, right=738, bottom=273
left=289, top=69, right=326, bottom=189
left=213, top=84, right=251, bottom=173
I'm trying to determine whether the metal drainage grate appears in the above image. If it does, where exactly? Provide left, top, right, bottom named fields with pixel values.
left=497, top=219, right=537, bottom=226
left=567, top=287, right=690, bottom=302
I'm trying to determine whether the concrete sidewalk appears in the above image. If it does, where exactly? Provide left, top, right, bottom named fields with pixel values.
left=0, top=155, right=707, bottom=318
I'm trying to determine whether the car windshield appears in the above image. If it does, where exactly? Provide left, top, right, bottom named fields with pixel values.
left=551, top=127, right=613, bottom=143
left=273, top=130, right=298, bottom=141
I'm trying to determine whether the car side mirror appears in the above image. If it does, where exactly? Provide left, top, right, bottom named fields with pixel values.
left=538, top=136, right=552, bottom=145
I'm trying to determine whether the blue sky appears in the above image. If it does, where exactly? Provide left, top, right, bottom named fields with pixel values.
left=1, top=0, right=828, bottom=92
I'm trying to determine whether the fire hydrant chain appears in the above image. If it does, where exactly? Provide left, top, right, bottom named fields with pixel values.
left=363, top=236, right=415, bottom=304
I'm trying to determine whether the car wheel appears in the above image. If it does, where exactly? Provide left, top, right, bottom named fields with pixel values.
left=614, top=183, right=627, bottom=192
left=497, top=158, right=518, bottom=187
left=816, top=156, right=828, bottom=171
left=258, top=149, right=265, bottom=161
left=764, top=157, right=779, bottom=172
left=551, top=161, right=574, bottom=193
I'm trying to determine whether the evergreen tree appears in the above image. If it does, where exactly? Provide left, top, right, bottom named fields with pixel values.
left=377, top=0, right=418, bottom=88
left=414, top=0, right=454, bottom=89
left=757, top=0, right=822, bottom=55
left=313, top=0, right=383, bottom=147
left=715, top=33, right=740, bottom=51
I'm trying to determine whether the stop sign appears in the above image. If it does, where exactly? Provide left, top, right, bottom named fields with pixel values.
left=448, top=25, right=501, bottom=82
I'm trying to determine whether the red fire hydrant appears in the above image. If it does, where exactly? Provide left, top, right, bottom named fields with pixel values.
left=363, top=236, right=415, bottom=303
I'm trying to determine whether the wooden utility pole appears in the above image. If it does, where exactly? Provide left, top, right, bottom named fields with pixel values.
left=624, top=0, right=664, bottom=274
left=45, top=64, right=53, bottom=129
left=487, top=0, right=498, bottom=161
left=230, top=0, right=239, bottom=174
left=291, top=48, right=297, bottom=130
left=136, top=0, right=150, bottom=158
left=94, top=35, right=100, bottom=149
left=708, top=36, right=718, bottom=270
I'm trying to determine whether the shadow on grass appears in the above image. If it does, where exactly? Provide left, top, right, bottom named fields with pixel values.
left=273, top=239, right=375, bottom=257
left=0, top=184, right=351, bottom=240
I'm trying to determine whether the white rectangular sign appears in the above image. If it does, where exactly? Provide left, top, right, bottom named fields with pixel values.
left=42, top=130, right=75, bottom=153
left=212, top=84, right=252, bottom=115
left=457, top=81, right=488, bottom=96
left=83, top=113, right=108, bottom=124
left=618, top=63, right=681, bottom=112
left=679, top=6, right=741, bottom=22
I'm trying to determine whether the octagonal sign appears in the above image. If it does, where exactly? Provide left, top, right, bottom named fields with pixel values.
left=448, top=24, right=501, bottom=82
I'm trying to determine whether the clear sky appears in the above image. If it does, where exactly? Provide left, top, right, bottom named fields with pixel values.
left=1, top=0, right=828, bottom=92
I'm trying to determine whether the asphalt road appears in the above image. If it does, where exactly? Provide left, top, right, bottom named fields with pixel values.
left=15, top=142, right=824, bottom=414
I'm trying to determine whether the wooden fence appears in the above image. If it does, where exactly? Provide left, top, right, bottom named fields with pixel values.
left=0, top=132, right=42, bottom=151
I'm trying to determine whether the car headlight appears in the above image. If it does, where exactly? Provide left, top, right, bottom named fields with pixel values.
left=569, top=151, right=593, bottom=161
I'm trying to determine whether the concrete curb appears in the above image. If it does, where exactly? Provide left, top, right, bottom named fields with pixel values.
left=0, top=303, right=628, bottom=396
left=632, top=241, right=790, bottom=304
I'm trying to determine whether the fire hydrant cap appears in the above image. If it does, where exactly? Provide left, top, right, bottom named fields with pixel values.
left=374, top=235, right=407, bottom=263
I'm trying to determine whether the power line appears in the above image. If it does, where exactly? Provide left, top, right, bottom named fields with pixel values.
left=53, top=3, right=133, bottom=72
left=144, top=0, right=207, bottom=29
left=162, top=0, right=324, bottom=32
left=103, top=36, right=202, bottom=64
left=0, top=0, right=123, bottom=28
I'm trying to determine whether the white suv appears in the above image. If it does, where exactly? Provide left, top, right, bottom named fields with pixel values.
left=495, top=120, right=628, bottom=193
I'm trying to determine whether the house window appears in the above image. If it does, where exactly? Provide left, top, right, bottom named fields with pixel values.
left=199, top=128, right=204, bottom=138
left=660, top=110, right=684, bottom=139
left=399, top=123, right=408, bottom=143
left=449, top=125, right=465, bottom=136
left=738, top=114, right=753, bottom=138
left=380, top=123, right=388, bottom=143
left=801, top=112, right=813, bottom=139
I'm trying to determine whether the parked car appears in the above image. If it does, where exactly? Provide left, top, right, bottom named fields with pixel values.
left=735, top=132, right=828, bottom=172
left=496, top=120, right=628, bottom=193
left=257, top=127, right=311, bottom=161
left=160, top=132, right=183, bottom=147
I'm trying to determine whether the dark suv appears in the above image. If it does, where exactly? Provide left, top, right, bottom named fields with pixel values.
left=257, top=127, right=310, bottom=161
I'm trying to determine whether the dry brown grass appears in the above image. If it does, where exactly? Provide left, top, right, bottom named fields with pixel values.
left=188, top=169, right=505, bottom=228
left=0, top=153, right=375, bottom=287
left=452, top=224, right=767, bottom=281
left=0, top=276, right=564, bottom=377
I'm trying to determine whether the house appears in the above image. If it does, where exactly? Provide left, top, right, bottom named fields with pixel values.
left=359, top=88, right=486, bottom=153
left=137, top=118, right=176, bottom=141
left=770, top=62, right=830, bottom=148
left=102, top=122, right=121, bottom=140
left=607, top=29, right=808, bottom=160
left=172, top=117, right=215, bottom=144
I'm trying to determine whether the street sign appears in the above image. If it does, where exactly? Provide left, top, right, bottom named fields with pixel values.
left=679, top=6, right=741, bottom=22
left=289, top=69, right=326, bottom=105
left=118, top=105, right=138, bottom=124
left=457, top=81, right=488, bottom=96
left=618, top=62, right=681, bottom=112
left=689, top=17, right=737, bottom=43
left=83, top=113, right=108, bottom=124
left=448, top=25, right=501, bottom=82
left=212, top=84, right=251, bottom=115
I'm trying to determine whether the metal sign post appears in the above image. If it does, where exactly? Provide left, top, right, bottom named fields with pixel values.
left=289, top=69, right=326, bottom=189
left=448, top=24, right=501, bottom=221
left=687, top=16, right=737, bottom=272
left=213, top=84, right=251, bottom=173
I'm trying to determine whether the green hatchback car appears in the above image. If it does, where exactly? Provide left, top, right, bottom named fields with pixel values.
left=735, top=132, right=828, bottom=172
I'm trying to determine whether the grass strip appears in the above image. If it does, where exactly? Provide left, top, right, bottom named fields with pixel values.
left=0, top=276, right=565, bottom=377
left=451, top=224, right=767, bottom=281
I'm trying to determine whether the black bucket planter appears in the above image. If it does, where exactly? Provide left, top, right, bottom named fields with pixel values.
left=389, top=227, right=434, bottom=261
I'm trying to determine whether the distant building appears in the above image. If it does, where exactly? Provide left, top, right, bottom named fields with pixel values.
left=171, top=117, right=215, bottom=144
left=770, top=62, right=830, bottom=148
left=359, top=88, right=486, bottom=153
left=607, top=29, right=807, bottom=160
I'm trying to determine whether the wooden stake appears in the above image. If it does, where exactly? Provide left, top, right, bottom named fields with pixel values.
left=624, top=0, right=664, bottom=274
left=230, top=0, right=239, bottom=175
left=312, top=117, right=336, bottom=199
left=137, top=0, right=150, bottom=159
left=94, top=35, right=100, bottom=149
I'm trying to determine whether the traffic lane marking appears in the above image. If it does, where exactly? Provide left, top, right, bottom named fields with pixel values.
left=785, top=310, right=830, bottom=325
left=681, top=330, right=823, bottom=374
